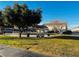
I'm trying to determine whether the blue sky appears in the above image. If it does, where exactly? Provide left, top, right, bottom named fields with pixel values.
left=0, top=1, right=79, bottom=29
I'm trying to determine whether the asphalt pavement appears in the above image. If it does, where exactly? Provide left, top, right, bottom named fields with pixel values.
left=0, top=45, right=48, bottom=57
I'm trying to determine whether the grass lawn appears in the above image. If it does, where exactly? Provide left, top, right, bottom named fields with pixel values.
left=0, top=35, right=79, bottom=56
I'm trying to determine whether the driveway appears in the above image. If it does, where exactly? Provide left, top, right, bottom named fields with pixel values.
left=0, top=45, right=48, bottom=57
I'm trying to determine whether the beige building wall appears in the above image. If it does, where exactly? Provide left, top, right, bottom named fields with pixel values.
left=44, top=21, right=67, bottom=31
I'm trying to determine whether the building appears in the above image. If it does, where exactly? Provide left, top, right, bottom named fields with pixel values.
left=44, top=20, right=67, bottom=32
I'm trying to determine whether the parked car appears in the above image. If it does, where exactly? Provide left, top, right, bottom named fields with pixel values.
left=62, top=30, right=72, bottom=34
left=47, top=30, right=59, bottom=33
left=4, top=28, right=13, bottom=33
left=47, top=30, right=54, bottom=33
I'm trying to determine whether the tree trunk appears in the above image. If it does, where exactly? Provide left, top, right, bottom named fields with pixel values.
left=19, top=28, right=22, bottom=38
left=26, top=27, right=30, bottom=37
left=27, top=33, right=30, bottom=37
left=37, top=34, right=40, bottom=38
left=19, top=31, right=22, bottom=38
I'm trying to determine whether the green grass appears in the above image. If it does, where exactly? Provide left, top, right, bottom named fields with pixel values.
left=0, top=35, right=79, bottom=56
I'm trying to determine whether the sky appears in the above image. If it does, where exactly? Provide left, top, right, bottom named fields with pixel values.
left=0, top=1, right=79, bottom=29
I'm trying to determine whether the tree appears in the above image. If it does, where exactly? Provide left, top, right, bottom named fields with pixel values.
left=0, top=11, right=3, bottom=26
left=4, top=3, right=42, bottom=38
left=0, top=11, right=4, bottom=33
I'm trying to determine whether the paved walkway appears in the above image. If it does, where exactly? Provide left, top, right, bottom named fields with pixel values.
left=0, top=45, right=48, bottom=57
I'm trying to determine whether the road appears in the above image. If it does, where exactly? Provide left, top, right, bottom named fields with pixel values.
left=0, top=45, right=48, bottom=57
left=3, top=33, right=49, bottom=37
left=3, top=33, right=79, bottom=38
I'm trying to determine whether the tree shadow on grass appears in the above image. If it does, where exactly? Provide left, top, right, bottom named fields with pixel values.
left=45, top=36, right=79, bottom=40
left=0, top=35, right=79, bottom=40
left=0, top=36, right=45, bottom=40
left=0, top=37, right=17, bottom=40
